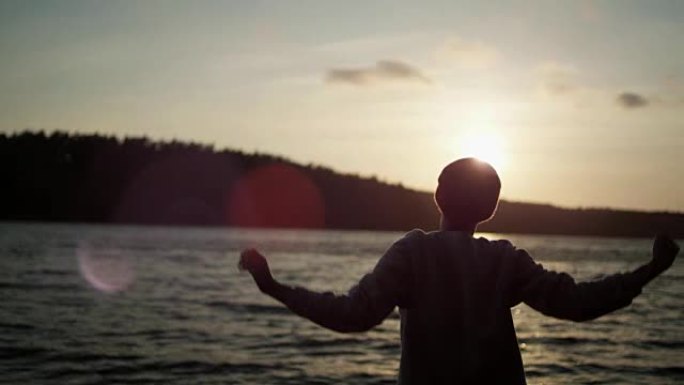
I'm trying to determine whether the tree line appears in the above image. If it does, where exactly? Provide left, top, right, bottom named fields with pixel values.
left=1, top=131, right=682, bottom=237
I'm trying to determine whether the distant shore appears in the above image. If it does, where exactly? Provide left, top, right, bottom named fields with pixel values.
left=2, top=131, right=683, bottom=238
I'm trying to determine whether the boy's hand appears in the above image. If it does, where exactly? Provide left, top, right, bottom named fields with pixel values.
left=239, top=248, right=276, bottom=293
left=651, top=235, right=680, bottom=275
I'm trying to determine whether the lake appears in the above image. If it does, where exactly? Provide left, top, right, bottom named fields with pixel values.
left=0, top=223, right=681, bottom=384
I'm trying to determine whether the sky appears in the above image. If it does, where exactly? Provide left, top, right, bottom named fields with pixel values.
left=1, top=0, right=683, bottom=212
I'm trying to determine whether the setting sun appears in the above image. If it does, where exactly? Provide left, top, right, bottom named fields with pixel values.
left=458, top=132, right=507, bottom=171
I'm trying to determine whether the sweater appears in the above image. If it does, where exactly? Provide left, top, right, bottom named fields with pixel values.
left=273, top=229, right=647, bottom=384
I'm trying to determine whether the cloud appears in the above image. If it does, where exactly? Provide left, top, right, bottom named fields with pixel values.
left=533, top=61, right=606, bottom=108
left=616, top=92, right=649, bottom=109
left=439, top=37, right=499, bottom=68
left=326, top=60, right=431, bottom=86
left=536, top=62, right=579, bottom=95
left=534, top=62, right=669, bottom=109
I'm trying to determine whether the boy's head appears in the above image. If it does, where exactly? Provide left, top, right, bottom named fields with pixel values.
left=435, top=158, right=501, bottom=226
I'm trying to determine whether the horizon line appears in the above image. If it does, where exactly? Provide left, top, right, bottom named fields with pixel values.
left=4, top=127, right=682, bottom=216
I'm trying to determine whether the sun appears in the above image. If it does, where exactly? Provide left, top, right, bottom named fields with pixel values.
left=458, top=132, right=506, bottom=170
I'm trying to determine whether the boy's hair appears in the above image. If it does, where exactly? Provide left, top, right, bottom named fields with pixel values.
left=435, top=158, right=501, bottom=225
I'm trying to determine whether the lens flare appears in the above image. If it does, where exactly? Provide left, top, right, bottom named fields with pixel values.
left=227, top=164, right=325, bottom=229
left=77, top=242, right=135, bottom=293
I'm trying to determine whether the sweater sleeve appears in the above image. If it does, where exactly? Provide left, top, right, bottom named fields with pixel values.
left=507, top=246, right=647, bottom=322
left=272, top=230, right=418, bottom=333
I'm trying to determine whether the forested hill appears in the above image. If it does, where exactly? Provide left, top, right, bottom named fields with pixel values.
left=2, top=131, right=683, bottom=238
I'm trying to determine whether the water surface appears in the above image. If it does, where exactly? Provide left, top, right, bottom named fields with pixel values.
left=0, top=223, right=681, bottom=384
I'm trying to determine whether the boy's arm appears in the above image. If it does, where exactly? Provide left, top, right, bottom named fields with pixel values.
left=238, top=231, right=417, bottom=333
left=509, top=235, right=679, bottom=322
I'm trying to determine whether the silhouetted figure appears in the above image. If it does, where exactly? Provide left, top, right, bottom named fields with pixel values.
left=239, top=158, right=680, bottom=385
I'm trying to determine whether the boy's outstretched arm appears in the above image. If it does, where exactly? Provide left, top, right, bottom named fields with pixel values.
left=510, top=235, right=680, bottom=322
left=238, top=232, right=415, bottom=333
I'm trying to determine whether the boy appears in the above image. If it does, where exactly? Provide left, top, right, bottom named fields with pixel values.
left=239, top=158, right=679, bottom=384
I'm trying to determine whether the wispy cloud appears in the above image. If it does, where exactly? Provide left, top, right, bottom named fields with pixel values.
left=326, top=60, right=431, bottom=86
left=438, top=37, right=499, bottom=68
left=616, top=92, right=649, bottom=109
left=535, top=62, right=669, bottom=109
left=536, top=62, right=579, bottom=95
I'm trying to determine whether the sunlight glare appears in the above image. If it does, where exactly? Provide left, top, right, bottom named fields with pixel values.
left=459, top=132, right=507, bottom=171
